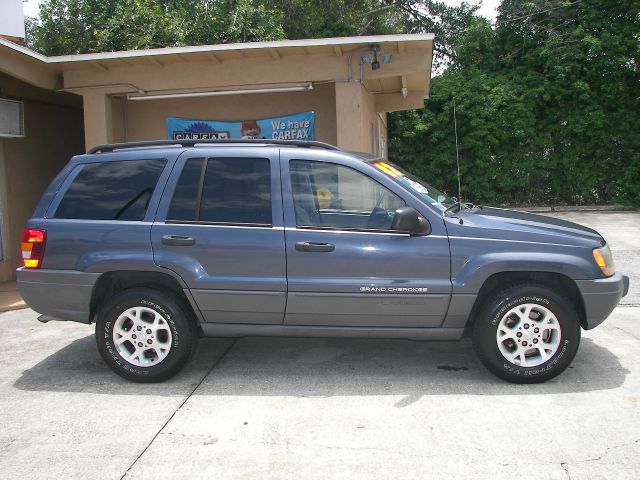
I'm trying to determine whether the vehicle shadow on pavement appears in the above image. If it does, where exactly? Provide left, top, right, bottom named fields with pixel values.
left=14, top=334, right=628, bottom=398
left=12, top=335, right=234, bottom=397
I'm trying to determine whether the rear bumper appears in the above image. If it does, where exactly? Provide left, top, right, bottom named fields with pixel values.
left=16, top=268, right=100, bottom=323
left=575, top=272, right=629, bottom=330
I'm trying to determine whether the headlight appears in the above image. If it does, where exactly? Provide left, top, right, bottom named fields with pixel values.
left=593, top=244, right=615, bottom=277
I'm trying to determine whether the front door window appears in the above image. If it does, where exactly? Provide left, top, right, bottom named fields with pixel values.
left=289, top=160, right=404, bottom=231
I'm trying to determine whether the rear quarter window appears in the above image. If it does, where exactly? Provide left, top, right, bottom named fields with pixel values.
left=53, top=159, right=166, bottom=221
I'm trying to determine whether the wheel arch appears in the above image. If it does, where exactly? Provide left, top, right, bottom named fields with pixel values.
left=89, top=270, right=203, bottom=333
left=466, top=271, right=587, bottom=330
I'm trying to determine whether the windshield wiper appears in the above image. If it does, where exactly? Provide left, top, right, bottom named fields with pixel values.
left=443, top=202, right=461, bottom=216
left=443, top=201, right=481, bottom=217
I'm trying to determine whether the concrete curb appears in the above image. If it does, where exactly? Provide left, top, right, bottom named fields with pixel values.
left=0, top=281, right=26, bottom=313
left=0, top=303, right=27, bottom=313
left=511, top=204, right=633, bottom=213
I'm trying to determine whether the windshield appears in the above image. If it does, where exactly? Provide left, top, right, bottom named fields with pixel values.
left=371, top=160, right=457, bottom=211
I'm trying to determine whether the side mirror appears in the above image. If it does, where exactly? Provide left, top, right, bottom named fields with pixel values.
left=391, top=206, right=431, bottom=235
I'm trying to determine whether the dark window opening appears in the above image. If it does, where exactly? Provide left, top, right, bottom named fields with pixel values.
left=168, top=157, right=272, bottom=225
left=54, top=159, right=166, bottom=221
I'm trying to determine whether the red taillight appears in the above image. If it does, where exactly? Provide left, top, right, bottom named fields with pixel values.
left=22, top=228, right=46, bottom=269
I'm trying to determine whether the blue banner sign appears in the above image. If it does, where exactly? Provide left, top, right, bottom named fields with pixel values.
left=167, top=111, right=315, bottom=141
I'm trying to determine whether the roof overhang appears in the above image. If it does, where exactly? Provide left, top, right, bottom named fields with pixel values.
left=0, top=38, right=57, bottom=89
left=0, top=34, right=434, bottom=110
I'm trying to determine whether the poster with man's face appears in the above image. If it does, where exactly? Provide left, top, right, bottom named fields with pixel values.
left=167, top=112, right=315, bottom=141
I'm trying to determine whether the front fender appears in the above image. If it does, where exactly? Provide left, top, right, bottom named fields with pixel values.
left=451, top=244, right=600, bottom=294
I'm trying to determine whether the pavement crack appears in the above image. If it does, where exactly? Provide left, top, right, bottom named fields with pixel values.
left=560, top=439, right=640, bottom=471
left=119, top=339, right=237, bottom=480
left=249, top=439, right=487, bottom=461
left=581, top=439, right=640, bottom=463
left=611, top=326, right=640, bottom=343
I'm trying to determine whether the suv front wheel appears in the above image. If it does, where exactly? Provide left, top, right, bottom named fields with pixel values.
left=96, top=287, right=198, bottom=382
left=473, top=284, right=581, bottom=383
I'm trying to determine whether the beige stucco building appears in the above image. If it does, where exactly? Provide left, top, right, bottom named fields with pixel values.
left=0, top=34, right=433, bottom=281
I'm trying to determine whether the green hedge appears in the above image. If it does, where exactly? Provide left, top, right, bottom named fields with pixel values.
left=388, top=1, right=640, bottom=207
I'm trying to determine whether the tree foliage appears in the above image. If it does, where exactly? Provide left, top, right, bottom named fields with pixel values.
left=27, top=0, right=286, bottom=54
left=389, top=0, right=640, bottom=205
left=263, top=0, right=405, bottom=39
left=26, top=0, right=468, bottom=57
left=25, top=0, right=640, bottom=205
left=386, top=0, right=480, bottom=71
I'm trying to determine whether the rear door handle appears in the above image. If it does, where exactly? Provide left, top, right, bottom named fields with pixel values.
left=295, top=241, right=335, bottom=252
left=161, top=235, right=195, bottom=246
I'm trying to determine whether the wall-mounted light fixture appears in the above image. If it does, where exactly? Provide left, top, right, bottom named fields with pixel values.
left=371, top=44, right=381, bottom=70
left=358, top=44, right=393, bottom=83
left=127, top=83, right=313, bottom=101
left=360, top=44, right=393, bottom=73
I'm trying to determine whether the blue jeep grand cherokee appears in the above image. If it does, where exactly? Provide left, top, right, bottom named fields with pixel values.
left=17, top=140, right=629, bottom=383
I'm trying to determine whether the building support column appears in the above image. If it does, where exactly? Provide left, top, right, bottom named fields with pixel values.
left=81, top=92, right=114, bottom=150
left=335, top=82, right=365, bottom=152
left=335, top=82, right=378, bottom=154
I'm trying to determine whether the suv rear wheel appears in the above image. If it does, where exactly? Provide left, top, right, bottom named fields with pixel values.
left=473, top=284, right=581, bottom=383
left=96, top=287, right=198, bottom=382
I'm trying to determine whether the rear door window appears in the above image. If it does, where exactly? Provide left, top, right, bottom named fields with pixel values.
left=54, top=159, right=166, bottom=221
left=167, top=157, right=272, bottom=226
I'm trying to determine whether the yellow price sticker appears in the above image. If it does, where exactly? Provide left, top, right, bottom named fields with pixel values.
left=373, top=161, right=403, bottom=178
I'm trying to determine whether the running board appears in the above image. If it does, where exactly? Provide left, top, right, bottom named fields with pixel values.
left=37, top=314, right=67, bottom=323
left=200, top=323, right=464, bottom=341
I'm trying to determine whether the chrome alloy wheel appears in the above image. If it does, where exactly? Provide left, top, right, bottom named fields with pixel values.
left=112, top=306, right=173, bottom=367
left=496, top=303, right=561, bottom=367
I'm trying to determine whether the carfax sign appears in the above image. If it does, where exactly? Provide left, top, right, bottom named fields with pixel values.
left=167, top=111, right=315, bottom=141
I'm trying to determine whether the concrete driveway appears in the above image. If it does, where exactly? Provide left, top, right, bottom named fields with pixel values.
left=1, top=211, right=638, bottom=480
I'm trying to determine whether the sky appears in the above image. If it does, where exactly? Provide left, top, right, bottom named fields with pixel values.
left=23, top=0, right=500, bottom=21
left=441, top=0, right=500, bottom=20
left=23, top=0, right=42, bottom=18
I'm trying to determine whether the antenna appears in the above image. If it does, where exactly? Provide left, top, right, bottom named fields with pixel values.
left=453, top=98, right=463, bottom=224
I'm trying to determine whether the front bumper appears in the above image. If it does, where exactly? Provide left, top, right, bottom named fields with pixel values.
left=575, top=272, right=629, bottom=329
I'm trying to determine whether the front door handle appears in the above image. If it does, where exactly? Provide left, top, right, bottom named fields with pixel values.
left=161, top=235, right=195, bottom=246
left=295, top=241, right=335, bottom=252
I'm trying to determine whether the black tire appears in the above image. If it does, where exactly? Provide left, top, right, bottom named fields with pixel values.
left=472, top=284, right=581, bottom=384
left=96, top=287, right=198, bottom=382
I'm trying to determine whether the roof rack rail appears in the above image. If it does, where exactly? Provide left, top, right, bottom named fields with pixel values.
left=87, top=139, right=341, bottom=154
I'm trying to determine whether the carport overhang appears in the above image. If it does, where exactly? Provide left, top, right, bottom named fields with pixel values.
left=0, top=39, right=58, bottom=90
left=1, top=34, right=433, bottom=151
left=50, top=34, right=433, bottom=109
